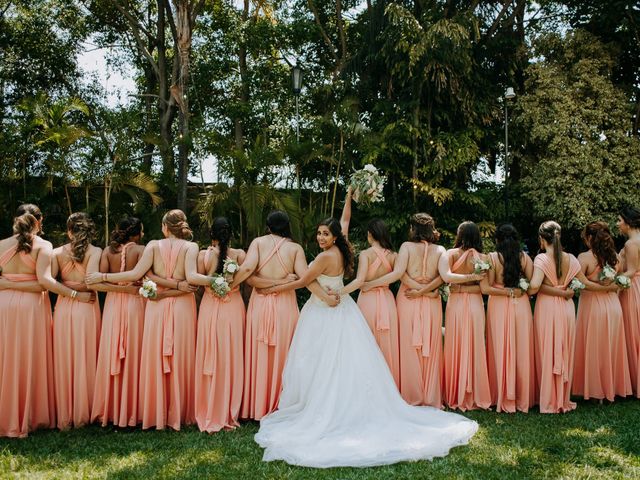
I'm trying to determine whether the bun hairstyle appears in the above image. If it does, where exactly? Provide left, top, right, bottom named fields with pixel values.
left=210, top=216, right=232, bottom=274
left=67, top=212, right=96, bottom=263
left=162, top=209, right=193, bottom=240
left=454, top=221, right=483, bottom=252
left=13, top=204, right=43, bottom=254
left=582, top=221, right=618, bottom=269
left=266, top=210, right=291, bottom=238
left=409, top=213, right=440, bottom=243
left=538, top=220, right=563, bottom=278
left=495, top=223, right=523, bottom=288
left=620, top=205, right=640, bottom=229
left=368, top=219, right=393, bottom=250
left=109, top=217, right=143, bottom=253
left=318, top=217, right=354, bottom=277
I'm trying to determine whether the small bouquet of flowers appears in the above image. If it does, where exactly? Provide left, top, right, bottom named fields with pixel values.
left=139, top=278, right=158, bottom=299
left=615, top=274, right=631, bottom=289
left=210, top=274, right=231, bottom=298
left=518, top=277, right=530, bottom=292
left=223, top=258, right=239, bottom=277
left=472, top=258, right=491, bottom=275
left=439, top=284, right=450, bottom=302
left=599, top=264, right=617, bottom=282
left=349, top=164, right=385, bottom=205
left=569, top=278, right=586, bottom=297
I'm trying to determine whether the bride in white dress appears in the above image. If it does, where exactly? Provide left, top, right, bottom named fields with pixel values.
left=254, top=218, right=478, bottom=468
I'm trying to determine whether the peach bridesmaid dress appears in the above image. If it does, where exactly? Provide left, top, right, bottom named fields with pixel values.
left=138, top=238, right=197, bottom=430
left=395, top=241, right=443, bottom=407
left=573, top=266, right=631, bottom=401
left=485, top=252, right=536, bottom=413
left=53, top=253, right=102, bottom=429
left=443, top=248, right=491, bottom=411
left=92, top=242, right=146, bottom=427
left=533, top=254, right=580, bottom=413
left=195, top=249, right=245, bottom=432
left=620, top=270, right=640, bottom=397
left=242, top=236, right=299, bottom=420
left=0, top=239, right=55, bottom=437
left=357, top=246, right=400, bottom=386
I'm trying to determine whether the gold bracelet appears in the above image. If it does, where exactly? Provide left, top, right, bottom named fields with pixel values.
left=102, top=273, right=107, bottom=282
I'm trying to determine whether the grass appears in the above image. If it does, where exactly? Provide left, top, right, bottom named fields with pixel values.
left=0, top=399, right=639, bottom=479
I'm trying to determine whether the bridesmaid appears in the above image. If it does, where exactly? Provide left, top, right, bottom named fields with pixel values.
left=528, top=221, right=608, bottom=413
left=185, top=217, right=247, bottom=432
left=0, top=204, right=87, bottom=437
left=87, top=209, right=197, bottom=430
left=438, top=221, right=491, bottom=411
left=572, top=221, right=631, bottom=402
left=52, top=212, right=102, bottom=429
left=91, top=217, right=147, bottom=427
left=362, top=213, right=444, bottom=406
left=618, top=206, right=640, bottom=397
left=480, top=224, right=535, bottom=413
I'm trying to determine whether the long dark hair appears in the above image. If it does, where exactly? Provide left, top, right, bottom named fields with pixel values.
left=368, top=219, right=393, bottom=250
left=13, top=204, right=42, bottom=254
left=211, top=217, right=232, bottom=274
left=620, top=206, right=640, bottom=229
left=67, top=212, right=96, bottom=263
left=408, top=213, right=440, bottom=243
left=109, top=217, right=143, bottom=253
left=266, top=210, right=291, bottom=238
left=495, top=224, right=522, bottom=288
left=454, top=221, right=483, bottom=252
left=319, top=217, right=354, bottom=277
left=538, top=220, right=563, bottom=278
left=582, top=221, right=618, bottom=268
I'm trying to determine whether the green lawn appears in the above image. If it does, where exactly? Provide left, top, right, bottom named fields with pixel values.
left=1, top=399, right=639, bottom=479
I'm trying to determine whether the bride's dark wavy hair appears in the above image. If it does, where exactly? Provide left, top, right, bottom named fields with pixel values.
left=318, top=217, right=354, bottom=278
left=495, top=223, right=523, bottom=288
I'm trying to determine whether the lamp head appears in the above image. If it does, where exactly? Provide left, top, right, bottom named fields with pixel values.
left=505, top=87, right=516, bottom=99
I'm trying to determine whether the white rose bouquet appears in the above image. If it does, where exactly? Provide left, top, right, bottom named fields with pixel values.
left=139, top=278, right=158, bottom=299
left=223, top=258, right=239, bottom=277
left=615, top=275, right=631, bottom=289
left=210, top=274, right=231, bottom=298
left=518, top=277, right=530, bottom=292
left=439, top=284, right=450, bottom=302
left=472, top=258, right=491, bottom=275
left=599, top=264, right=617, bottom=282
left=569, top=278, right=586, bottom=297
left=349, top=164, right=385, bottom=205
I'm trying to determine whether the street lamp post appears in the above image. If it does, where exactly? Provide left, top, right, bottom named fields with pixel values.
left=504, top=86, right=516, bottom=218
left=291, top=65, right=303, bottom=143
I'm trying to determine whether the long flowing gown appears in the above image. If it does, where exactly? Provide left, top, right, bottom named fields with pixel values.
left=443, top=249, right=491, bottom=411
left=572, top=265, right=631, bottom=401
left=395, top=241, right=443, bottom=407
left=620, top=270, right=640, bottom=398
left=255, top=273, right=477, bottom=468
left=356, top=246, right=400, bottom=386
left=53, top=255, right=102, bottom=429
left=485, top=252, right=536, bottom=413
left=0, top=239, right=55, bottom=437
left=138, top=239, right=197, bottom=430
left=195, top=249, right=245, bottom=432
left=242, top=236, right=299, bottom=420
left=92, top=242, right=146, bottom=427
left=533, top=254, right=580, bottom=413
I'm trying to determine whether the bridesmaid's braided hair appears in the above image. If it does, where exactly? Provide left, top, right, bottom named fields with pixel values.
left=454, top=221, right=483, bottom=252
left=319, top=217, right=354, bottom=278
left=162, top=209, right=193, bottom=240
left=109, top=217, right=143, bottom=253
left=210, top=217, right=232, bottom=274
left=409, top=213, right=440, bottom=243
left=538, top=221, right=563, bottom=278
left=495, top=223, right=523, bottom=288
left=13, top=204, right=42, bottom=254
left=67, top=212, right=96, bottom=263
left=582, top=221, right=618, bottom=269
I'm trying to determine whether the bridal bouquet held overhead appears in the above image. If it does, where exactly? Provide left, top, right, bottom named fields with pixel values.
left=349, top=164, right=385, bottom=206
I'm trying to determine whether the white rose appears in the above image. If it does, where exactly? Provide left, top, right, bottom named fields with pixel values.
left=363, top=164, right=377, bottom=173
left=214, top=276, right=225, bottom=285
left=226, top=263, right=238, bottom=273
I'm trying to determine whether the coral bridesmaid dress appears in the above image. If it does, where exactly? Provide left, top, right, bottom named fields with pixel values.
left=443, top=248, right=491, bottom=411
left=485, top=252, right=536, bottom=413
left=620, top=270, right=640, bottom=398
left=0, top=239, right=55, bottom=437
left=395, top=241, right=443, bottom=407
left=242, top=236, right=299, bottom=420
left=533, top=254, right=580, bottom=413
left=573, top=265, right=631, bottom=401
left=92, top=242, right=146, bottom=426
left=138, top=239, right=197, bottom=430
left=53, top=253, right=102, bottom=429
left=195, top=248, right=245, bottom=432
left=357, top=246, right=400, bottom=386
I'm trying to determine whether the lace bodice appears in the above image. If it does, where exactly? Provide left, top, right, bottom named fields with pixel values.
left=311, top=274, right=345, bottom=305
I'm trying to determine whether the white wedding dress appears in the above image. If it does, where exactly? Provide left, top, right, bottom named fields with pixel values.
left=255, top=273, right=478, bottom=468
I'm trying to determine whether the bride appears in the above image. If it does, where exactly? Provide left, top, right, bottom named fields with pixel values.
left=253, top=218, right=478, bottom=468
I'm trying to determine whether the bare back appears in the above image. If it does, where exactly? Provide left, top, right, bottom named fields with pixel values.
left=254, top=234, right=300, bottom=280
left=55, top=243, right=101, bottom=285
left=621, top=237, right=640, bottom=274
left=198, top=246, right=246, bottom=275
left=363, top=247, right=396, bottom=281
left=149, top=239, right=190, bottom=281
left=0, top=235, right=45, bottom=275
left=404, top=241, right=443, bottom=281
left=102, top=244, right=145, bottom=274
left=491, top=252, right=533, bottom=285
